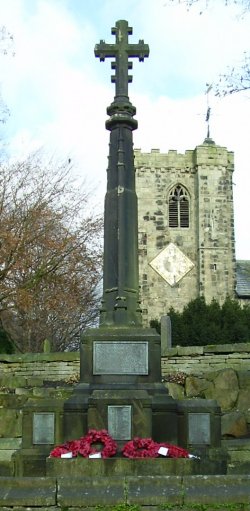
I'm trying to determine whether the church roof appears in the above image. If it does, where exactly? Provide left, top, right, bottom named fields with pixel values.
left=236, top=261, right=250, bottom=297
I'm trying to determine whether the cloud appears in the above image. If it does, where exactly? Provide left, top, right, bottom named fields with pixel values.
left=0, top=0, right=250, bottom=258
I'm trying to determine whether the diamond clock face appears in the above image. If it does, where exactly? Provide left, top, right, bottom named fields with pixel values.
left=149, top=242, right=194, bottom=286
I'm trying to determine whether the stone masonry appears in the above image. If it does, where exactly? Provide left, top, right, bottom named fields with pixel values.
left=1, top=347, right=250, bottom=477
left=135, top=139, right=236, bottom=325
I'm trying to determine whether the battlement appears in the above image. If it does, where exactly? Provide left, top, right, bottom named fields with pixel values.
left=134, top=147, right=194, bottom=170
left=134, top=142, right=234, bottom=171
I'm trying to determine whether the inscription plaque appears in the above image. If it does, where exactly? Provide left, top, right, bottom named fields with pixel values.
left=93, top=341, right=148, bottom=375
left=108, top=405, right=132, bottom=440
left=188, top=413, right=211, bottom=445
left=33, top=412, right=55, bottom=445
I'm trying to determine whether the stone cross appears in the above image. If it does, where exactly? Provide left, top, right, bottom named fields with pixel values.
left=94, top=20, right=149, bottom=326
left=94, top=19, right=149, bottom=98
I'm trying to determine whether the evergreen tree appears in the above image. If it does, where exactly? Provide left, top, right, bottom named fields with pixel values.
left=0, top=322, right=13, bottom=353
left=150, top=297, right=250, bottom=346
left=221, top=297, right=249, bottom=343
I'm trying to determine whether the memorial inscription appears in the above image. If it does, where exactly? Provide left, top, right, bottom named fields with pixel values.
left=108, top=405, right=132, bottom=440
left=93, top=341, right=148, bottom=375
left=188, top=413, right=211, bottom=445
left=33, top=412, right=55, bottom=445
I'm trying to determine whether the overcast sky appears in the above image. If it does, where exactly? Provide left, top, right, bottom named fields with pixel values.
left=0, top=0, right=250, bottom=258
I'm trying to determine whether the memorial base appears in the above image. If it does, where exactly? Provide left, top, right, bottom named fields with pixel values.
left=46, top=451, right=228, bottom=477
left=13, top=447, right=51, bottom=477
left=64, top=326, right=179, bottom=444
left=13, top=397, right=65, bottom=477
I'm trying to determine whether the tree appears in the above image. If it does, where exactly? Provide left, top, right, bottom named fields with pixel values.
left=220, top=297, right=250, bottom=342
left=0, top=321, right=13, bottom=353
left=167, top=0, right=250, bottom=95
left=0, top=154, right=103, bottom=352
left=168, top=1, right=250, bottom=11
left=150, top=296, right=250, bottom=346
left=216, top=53, right=250, bottom=96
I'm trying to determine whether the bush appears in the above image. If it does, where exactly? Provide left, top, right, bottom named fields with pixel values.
left=150, top=297, right=250, bottom=346
left=0, top=324, right=13, bottom=353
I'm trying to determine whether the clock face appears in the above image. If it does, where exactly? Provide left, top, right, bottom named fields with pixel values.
left=149, top=242, right=194, bottom=287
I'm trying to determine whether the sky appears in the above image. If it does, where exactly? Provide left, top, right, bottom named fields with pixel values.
left=0, top=0, right=250, bottom=258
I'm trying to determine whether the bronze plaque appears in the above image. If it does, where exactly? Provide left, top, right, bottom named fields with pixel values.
left=33, top=412, right=55, bottom=445
left=93, top=341, right=148, bottom=375
left=108, top=405, right=132, bottom=440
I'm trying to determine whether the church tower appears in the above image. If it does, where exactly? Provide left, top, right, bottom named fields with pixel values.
left=135, top=138, right=236, bottom=325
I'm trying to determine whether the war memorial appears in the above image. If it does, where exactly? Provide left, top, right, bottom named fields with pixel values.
left=1, top=20, right=250, bottom=511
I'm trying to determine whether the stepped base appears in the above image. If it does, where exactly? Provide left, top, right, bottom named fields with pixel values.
left=64, top=326, right=179, bottom=444
left=46, top=452, right=228, bottom=477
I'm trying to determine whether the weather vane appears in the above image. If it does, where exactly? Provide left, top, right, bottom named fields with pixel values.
left=205, top=84, right=212, bottom=139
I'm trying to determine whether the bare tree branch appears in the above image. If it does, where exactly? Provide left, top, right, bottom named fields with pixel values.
left=0, top=153, right=103, bottom=352
left=215, top=53, right=250, bottom=96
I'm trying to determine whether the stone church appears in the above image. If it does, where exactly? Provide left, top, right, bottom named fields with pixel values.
left=135, top=137, right=250, bottom=326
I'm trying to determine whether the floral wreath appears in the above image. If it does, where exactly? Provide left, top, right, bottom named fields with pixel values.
left=122, top=437, right=160, bottom=458
left=50, top=429, right=117, bottom=459
left=50, top=430, right=193, bottom=460
left=157, top=442, right=190, bottom=458
left=50, top=439, right=80, bottom=458
left=78, top=429, right=117, bottom=458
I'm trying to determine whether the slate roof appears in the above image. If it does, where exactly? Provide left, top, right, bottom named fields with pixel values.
left=236, top=260, right=250, bottom=297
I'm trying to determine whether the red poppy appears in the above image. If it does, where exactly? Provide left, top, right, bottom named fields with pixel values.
left=78, top=429, right=117, bottom=458
left=50, top=445, right=72, bottom=458
left=122, top=437, right=159, bottom=458
left=158, top=442, right=190, bottom=458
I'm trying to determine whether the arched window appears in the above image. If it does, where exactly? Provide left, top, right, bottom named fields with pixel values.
left=169, top=185, right=189, bottom=228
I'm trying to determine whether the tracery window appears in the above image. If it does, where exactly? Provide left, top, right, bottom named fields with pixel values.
left=169, top=185, right=189, bottom=228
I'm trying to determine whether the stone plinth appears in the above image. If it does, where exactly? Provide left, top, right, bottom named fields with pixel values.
left=64, top=326, right=179, bottom=445
left=46, top=454, right=228, bottom=477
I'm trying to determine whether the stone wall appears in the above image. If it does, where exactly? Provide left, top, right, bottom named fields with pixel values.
left=0, top=352, right=80, bottom=383
left=162, top=343, right=250, bottom=375
left=162, top=343, right=250, bottom=439
left=0, top=353, right=80, bottom=476
left=1, top=344, right=250, bottom=441
left=1, top=345, right=250, bottom=477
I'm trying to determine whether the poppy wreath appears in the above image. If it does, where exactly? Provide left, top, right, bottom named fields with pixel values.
left=50, top=430, right=117, bottom=458
left=122, top=437, right=160, bottom=458
left=78, top=429, right=118, bottom=458
left=158, top=442, right=190, bottom=458
left=50, top=439, right=80, bottom=458
left=49, top=432, right=191, bottom=460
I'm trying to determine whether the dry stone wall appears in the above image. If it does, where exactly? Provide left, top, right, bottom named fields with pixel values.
left=161, top=343, right=250, bottom=375
left=0, top=353, right=80, bottom=383
left=162, top=343, right=250, bottom=438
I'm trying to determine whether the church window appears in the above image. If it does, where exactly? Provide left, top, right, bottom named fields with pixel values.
left=169, top=185, right=189, bottom=228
